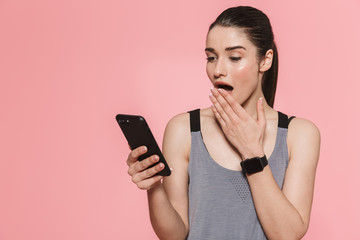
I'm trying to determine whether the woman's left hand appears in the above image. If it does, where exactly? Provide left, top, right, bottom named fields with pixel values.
left=209, top=88, right=267, bottom=159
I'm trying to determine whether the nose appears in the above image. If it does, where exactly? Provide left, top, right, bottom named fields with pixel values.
left=214, top=58, right=227, bottom=78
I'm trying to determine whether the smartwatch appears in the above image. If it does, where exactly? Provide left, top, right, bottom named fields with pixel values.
left=240, top=155, right=268, bottom=175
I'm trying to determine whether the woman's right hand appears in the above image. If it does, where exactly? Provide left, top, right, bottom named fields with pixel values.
left=126, top=146, right=165, bottom=190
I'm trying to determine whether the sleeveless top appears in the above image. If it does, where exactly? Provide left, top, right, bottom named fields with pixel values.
left=187, top=109, right=294, bottom=240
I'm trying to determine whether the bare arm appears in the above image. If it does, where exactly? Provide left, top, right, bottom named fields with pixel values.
left=247, top=118, right=320, bottom=239
left=210, top=88, right=320, bottom=239
left=148, top=113, right=190, bottom=239
left=126, top=113, right=190, bottom=240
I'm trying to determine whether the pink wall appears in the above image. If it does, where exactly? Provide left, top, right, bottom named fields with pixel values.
left=1, top=0, right=359, bottom=239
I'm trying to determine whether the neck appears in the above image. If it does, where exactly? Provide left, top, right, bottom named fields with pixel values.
left=242, top=97, right=264, bottom=120
left=241, top=88, right=274, bottom=121
left=241, top=72, right=276, bottom=120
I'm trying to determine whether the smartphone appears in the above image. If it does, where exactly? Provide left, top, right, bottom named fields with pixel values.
left=116, top=114, right=171, bottom=176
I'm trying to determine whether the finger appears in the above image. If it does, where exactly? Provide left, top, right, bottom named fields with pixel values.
left=126, top=146, right=147, bottom=166
left=217, top=88, right=247, bottom=121
left=135, top=155, right=160, bottom=173
left=211, top=104, right=226, bottom=128
left=209, top=89, right=231, bottom=123
left=256, top=97, right=266, bottom=128
left=133, top=162, right=165, bottom=183
left=136, top=175, right=164, bottom=190
left=128, top=154, right=159, bottom=176
left=212, top=88, right=245, bottom=124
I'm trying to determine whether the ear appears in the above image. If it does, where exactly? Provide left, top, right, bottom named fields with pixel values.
left=259, top=49, right=273, bottom=72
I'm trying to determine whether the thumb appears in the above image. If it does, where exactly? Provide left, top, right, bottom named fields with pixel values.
left=256, top=97, right=266, bottom=128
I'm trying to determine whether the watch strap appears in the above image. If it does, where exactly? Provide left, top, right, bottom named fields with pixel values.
left=259, top=155, right=268, bottom=168
left=240, top=155, right=268, bottom=175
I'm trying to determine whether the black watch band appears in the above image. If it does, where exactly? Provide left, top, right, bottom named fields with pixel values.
left=240, top=155, right=268, bottom=175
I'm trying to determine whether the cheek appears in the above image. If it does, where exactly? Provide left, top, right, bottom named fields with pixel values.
left=232, top=65, right=251, bottom=81
left=206, top=64, right=214, bottom=82
left=232, top=60, right=259, bottom=82
left=231, top=66, right=260, bottom=97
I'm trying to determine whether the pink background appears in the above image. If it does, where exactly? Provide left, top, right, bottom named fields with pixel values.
left=1, top=0, right=359, bottom=239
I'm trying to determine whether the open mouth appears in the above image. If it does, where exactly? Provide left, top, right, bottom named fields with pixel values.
left=215, top=82, right=234, bottom=91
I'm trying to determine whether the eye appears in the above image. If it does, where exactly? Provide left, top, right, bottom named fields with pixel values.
left=206, top=57, right=216, bottom=63
left=230, top=57, right=241, bottom=61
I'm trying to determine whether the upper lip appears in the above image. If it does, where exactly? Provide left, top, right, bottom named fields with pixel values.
left=214, top=81, right=234, bottom=90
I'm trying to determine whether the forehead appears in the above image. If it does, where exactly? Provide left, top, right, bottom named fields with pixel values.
left=206, top=26, right=255, bottom=51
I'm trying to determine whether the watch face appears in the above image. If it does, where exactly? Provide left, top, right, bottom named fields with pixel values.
left=242, top=157, right=263, bottom=175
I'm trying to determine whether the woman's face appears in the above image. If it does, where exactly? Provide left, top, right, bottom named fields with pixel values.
left=205, top=26, right=263, bottom=105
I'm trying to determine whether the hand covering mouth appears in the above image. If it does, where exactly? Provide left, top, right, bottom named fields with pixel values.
left=215, top=82, right=234, bottom=91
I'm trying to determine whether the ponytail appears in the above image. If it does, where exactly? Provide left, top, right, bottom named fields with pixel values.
left=209, top=6, right=279, bottom=107
left=262, top=43, right=278, bottom=108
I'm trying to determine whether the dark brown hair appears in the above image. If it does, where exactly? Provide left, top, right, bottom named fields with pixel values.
left=209, top=6, right=278, bottom=107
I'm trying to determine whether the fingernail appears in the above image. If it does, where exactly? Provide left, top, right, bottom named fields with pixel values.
left=143, top=146, right=147, bottom=152
left=259, top=97, right=263, bottom=104
left=154, top=155, right=159, bottom=161
left=159, top=163, right=164, bottom=168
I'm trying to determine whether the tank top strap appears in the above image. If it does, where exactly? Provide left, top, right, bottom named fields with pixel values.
left=188, top=109, right=295, bottom=131
left=278, top=111, right=296, bottom=129
left=189, top=109, right=201, bottom=132
left=288, top=116, right=296, bottom=124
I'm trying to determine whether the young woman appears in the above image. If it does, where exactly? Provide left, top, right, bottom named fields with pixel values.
left=126, top=6, right=320, bottom=240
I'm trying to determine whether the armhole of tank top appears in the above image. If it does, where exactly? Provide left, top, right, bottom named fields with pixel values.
left=278, top=111, right=296, bottom=163
left=286, top=115, right=296, bottom=162
left=278, top=111, right=296, bottom=129
left=288, top=116, right=295, bottom=124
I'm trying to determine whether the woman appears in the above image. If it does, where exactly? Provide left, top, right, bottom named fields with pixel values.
left=126, top=6, right=320, bottom=240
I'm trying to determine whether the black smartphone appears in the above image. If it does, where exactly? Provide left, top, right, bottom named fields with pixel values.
left=116, top=114, right=171, bottom=176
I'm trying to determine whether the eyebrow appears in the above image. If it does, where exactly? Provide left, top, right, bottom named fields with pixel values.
left=205, top=46, right=247, bottom=52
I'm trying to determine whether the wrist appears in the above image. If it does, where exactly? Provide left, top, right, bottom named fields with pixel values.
left=240, top=155, right=268, bottom=175
left=241, top=148, right=265, bottom=160
left=147, top=180, right=163, bottom=194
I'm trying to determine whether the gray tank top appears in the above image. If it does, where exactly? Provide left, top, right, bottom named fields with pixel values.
left=187, top=109, right=294, bottom=240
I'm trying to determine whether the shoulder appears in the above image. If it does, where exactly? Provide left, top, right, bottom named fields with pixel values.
left=281, top=117, right=321, bottom=228
left=287, top=117, right=321, bottom=161
left=162, top=111, right=192, bottom=158
left=288, top=117, right=321, bottom=143
left=164, top=111, right=191, bottom=137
